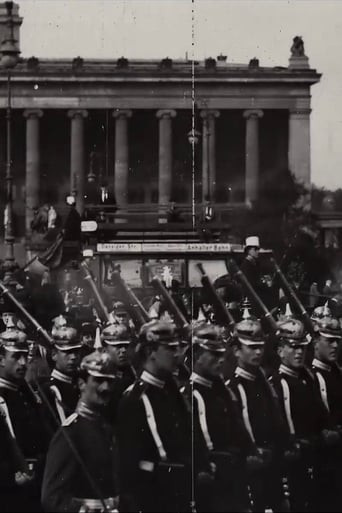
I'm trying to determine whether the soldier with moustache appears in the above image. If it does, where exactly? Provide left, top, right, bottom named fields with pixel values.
left=41, top=317, right=82, bottom=431
left=310, top=314, right=342, bottom=511
left=101, top=322, right=137, bottom=424
left=183, top=322, right=253, bottom=512
left=0, top=326, right=49, bottom=512
left=270, top=315, right=339, bottom=512
left=117, top=320, right=211, bottom=512
left=228, top=310, right=289, bottom=512
left=41, top=350, right=119, bottom=513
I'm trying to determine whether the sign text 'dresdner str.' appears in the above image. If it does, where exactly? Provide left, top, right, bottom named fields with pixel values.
left=96, top=242, right=234, bottom=253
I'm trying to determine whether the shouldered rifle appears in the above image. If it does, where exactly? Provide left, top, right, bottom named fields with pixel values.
left=150, top=275, right=190, bottom=331
left=270, top=257, right=315, bottom=336
left=0, top=280, right=53, bottom=348
left=196, top=263, right=235, bottom=332
left=111, top=271, right=150, bottom=330
left=80, top=261, right=111, bottom=323
left=227, top=259, right=278, bottom=333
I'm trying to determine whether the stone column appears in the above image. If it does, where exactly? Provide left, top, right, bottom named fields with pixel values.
left=68, top=109, right=88, bottom=214
left=243, top=109, right=263, bottom=204
left=200, top=109, right=220, bottom=202
left=288, top=108, right=311, bottom=186
left=112, top=109, right=132, bottom=206
left=156, top=109, right=176, bottom=209
left=23, top=109, right=43, bottom=236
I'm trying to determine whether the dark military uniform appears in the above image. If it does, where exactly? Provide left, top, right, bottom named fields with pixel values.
left=118, top=370, right=193, bottom=512
left=310, top=316, right=342, bottom=511
left=42, top=351, right=118, bottom=513
left=185, top=372, right=252, bottom=512
left=41, top=369, right=80, bottom=430
left=229, top=366, right=288, bottom=512
left=41, top=403, right=118, bottom=512
left=0, top=377, right=49, bottom=512
left=271, top=363, right=331, bottom=511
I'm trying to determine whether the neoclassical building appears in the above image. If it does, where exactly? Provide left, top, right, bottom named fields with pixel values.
left=0, top=4, right=321, bottom=254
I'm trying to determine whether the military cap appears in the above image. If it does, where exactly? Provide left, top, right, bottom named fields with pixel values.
left=139, top=320, right=179, bottom=346
left=112, top=301, right=127, bottom=315
left=192, top=322, right=226, bottom=353
left=314, top=316, right=342, bottom=339
left=0, top=327, right=28, bottom=352
left=81, top=350, right=117, bottom=378
left=52, top=325, right=82, bottom=351
left=276, top=318, right=309, bottom=346
left=101, top=323, right=131, bottom=346
left=80, top=321, right=96, bottom=337
left=234, top=308, right=264, bottom=345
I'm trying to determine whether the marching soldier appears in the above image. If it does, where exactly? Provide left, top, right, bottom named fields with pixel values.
left=101, top=322, right=137, bottom=424
left=311, top=315, right=342, bottom=511
left=79, top=321, right=96, bottom=357
left=41, top=350, right=119, bottom=513
left=0, top=326, right=49, bottom=512
left=41, top=319, right=82, bottom=431
left=228, top=312, right=289, bottom=512
left=184, top=322, right=252, bottom=512
left=117, top=320, right=210, bottom=512
left=270, top=317, right=340, bottom=512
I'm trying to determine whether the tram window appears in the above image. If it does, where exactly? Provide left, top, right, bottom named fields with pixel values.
left=188, top=259, right=228, bottom=288
left=146, top=259, right=185, bottom=287
left=102, top=258, right=143, bottom=287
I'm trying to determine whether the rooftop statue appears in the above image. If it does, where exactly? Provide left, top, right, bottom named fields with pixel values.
left=291, top=36, right=305, bottom=57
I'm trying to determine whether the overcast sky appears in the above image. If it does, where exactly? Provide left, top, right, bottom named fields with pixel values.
left=16, top=0, right=342, bottom=190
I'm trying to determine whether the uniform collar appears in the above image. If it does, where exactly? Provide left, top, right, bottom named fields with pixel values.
left=279, top=364, right=299, bottom=379
left=0, top=377, right=19, bottom=392
left=76, top=401, right=100, bottom=420
left=235, top=366, right=256, bottom=382
left=312, top=358, right=331, bottom=373
left=190, top=372, right=213, bottom=388
left=141, top=370, right=165, bottom=389
left=51, top=369, right=73, bottom=384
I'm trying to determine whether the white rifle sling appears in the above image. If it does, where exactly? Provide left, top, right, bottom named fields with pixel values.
left=50, top=385, right=66, bottom=423
left=0, top=396, right=16, bottom=438
left=193, top=390, right=214, bottom=451
left=237, top=383, right=255, bottom=443
left=280, top=378, right=295, bottom=435
left=315, top=372, right=329, bottom=412
left=141, top=393, right=167, bottom=462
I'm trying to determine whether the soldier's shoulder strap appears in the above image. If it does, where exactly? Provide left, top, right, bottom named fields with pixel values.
left=50, top=384, right=67, bottom=424
left=62, top=412, right=78, bottom=427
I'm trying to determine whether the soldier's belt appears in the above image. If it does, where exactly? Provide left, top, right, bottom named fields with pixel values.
left=74, top=497, right=118, bottom=513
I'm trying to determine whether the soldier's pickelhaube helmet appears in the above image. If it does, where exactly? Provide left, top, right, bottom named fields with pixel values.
left=192, top=322, right=226, bottom=353
left=81, top=350, right=117, bottom=378
left=276, top=318, right=309, bottom=346
left=139, top=320, right=179, bottom=347
left=101, top=323, right=131, bottom=346
left=311, top=302, right=332, bottom=322
left=0, top=327, right=28, bottom=352
left=52, top=324, right=82, bottom=352
left=314, top=315, right=342, bottom=340
left=233, top=308, right=264, bottom=345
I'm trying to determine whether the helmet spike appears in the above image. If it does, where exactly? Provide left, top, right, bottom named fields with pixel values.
left=323, top=301, right=330, bottom=317
left=284, top=303, right=293, bottom=318
left=94, top=326, right=102, bottom=351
